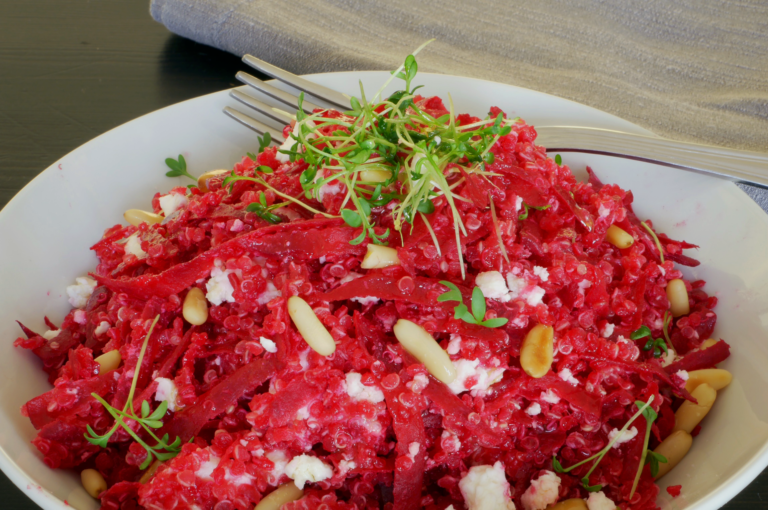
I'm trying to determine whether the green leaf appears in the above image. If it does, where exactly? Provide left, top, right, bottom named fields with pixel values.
left=300, top=167, right=317, bottom=186
left=144, top=420, right=164, bottom=429
left=147, top=400, right=168, bottom=421
left=141, top=400, right=150, bottom=419
left=359, top=198, right=372, bottom=216
left=581, top=478, right=603, bottom=492
left=350, top=97, right=362, bottom=113
left=453, top=304, right=477, bottom=324
left=360, top=139, right=376, bottom=150
left=139, top=452, right=154, bottom=470
left=635, top=400, right=658, bottom=422
left=480, top=317, right=509, bottom=328
left=643, top=338, right=654, bottom=351
left=437, top=281, right=462, bottom=303
left=483, top=152, right=495, bottom=165
left=258, top=131, right=272, bottom=153
left=417, top=200, right=435, bottom=214
left=341, top=209, right=363, bottom=228
left=348, top=149, right=371, bottom=165
left=471, top=286, right=486, bottom=322
left=555, top=154, right=562, bottom=165
left=165, top=157, right=181, bottom=172
left=631, top=325, right=652, bottom=340
left=256, top=165, right=274, bottom=174
left=349, top=230, right=367, bottom=245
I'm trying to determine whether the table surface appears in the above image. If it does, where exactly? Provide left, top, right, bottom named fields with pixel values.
left=0, top=1, right=766, bottom=509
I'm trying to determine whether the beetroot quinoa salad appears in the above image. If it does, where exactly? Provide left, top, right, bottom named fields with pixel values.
left=13, top=53, right=733, bottom=510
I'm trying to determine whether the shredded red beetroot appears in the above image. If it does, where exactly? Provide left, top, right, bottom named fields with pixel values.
left=13, top=95, right=729, bottom=510
left=666, top=485, right=682, bottom=497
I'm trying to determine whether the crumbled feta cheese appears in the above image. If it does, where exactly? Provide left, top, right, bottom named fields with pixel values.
left=267, top=450, right=289, bottom=480
left=458, top=462, right=515, bottom=510
left=602, top=323, right=615, bottom=338
left=533, top=266, right=549, bottom=282
left=447, top=359, right=505, bottom=397
left=406, top=373, right=430, bottom=394
left=94, top=321, right=110, bottom=337
left=514, top=196, right=524, bottom=213
left=476, top=271, right=511, bottom=302
left=154, top=377, right=179, bottom=411
left=206, top=262, right=236, bottom=305
left=275, top=120, right=317, bottom=163
left=407, top=442, right=420, bottom=462
left=284, top=454, right=333, bottom=489
left=441, top=430, right=461, bottom=453
left=598, top=203, right=610, bottom=218
left=42, top=329, right=60, bottom=341
left=505, top=274, right=545, bottom=305
left=159, top=192, right=189, bottom=217
left=338, top=459, right=356, bottom=474
left=230, top=219, right=244, bottom=232
left=351, top=296, right=380, bottom=306
left=257, top=281, right=282, bottom=306
left=224, top=469, right=254, bottom=486
left=447, top=334, right=462, bottom=355
left=540, top=389, right=560, bottom=404
left=318, top=256, right=326, bottom=264
left=608, top=426, right=638, bottom=448
left=345, top=372, right=385, bottom=403
left=577, top=279, right=593, bottom=295
left=339, top=272, right=363, bottom=285
left=558, top=368, right=579, bottom=386
left=317, top=182, right=342, bottom=202
left=259, top=336, right=277, bottom=353
left=521, top=471, right=561, bottom=510
left=525, top=402, right=542, bottom=416
left=66, top=276, right=97, bottom=309
left=124, top=233, right=147, bottom=259
left=676, top=370, right=689, bottom=381
left=662, top=348, right=677, bottom=367
left=506, top=274, right=527, bottom=296
left=525, top=286, right=546, bottom=306
left=587, top=491, right=617, bottom=510
left=73, top=310, right=87, bottom=325
left=195, top=455, right=220, bottom=480
left=296, top=405, right=311, bottom=420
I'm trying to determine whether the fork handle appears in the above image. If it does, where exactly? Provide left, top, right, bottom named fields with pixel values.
left=537, top=126, right=768, bottom=189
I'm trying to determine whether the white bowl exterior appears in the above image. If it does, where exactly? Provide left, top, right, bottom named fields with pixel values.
left=0, top=72, right=766, bottom=510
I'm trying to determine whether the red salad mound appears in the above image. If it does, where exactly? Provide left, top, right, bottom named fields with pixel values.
left=14, top=94, right=728, bottom=510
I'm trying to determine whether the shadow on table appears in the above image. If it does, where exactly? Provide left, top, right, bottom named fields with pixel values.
left=156, top=34, right=268, bottom=105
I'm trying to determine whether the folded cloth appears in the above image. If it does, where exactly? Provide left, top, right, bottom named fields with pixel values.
left=150, top=0, right=768, bottom=207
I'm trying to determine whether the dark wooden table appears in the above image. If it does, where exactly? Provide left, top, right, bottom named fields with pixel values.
left=0, top=1, right=765, bottom=508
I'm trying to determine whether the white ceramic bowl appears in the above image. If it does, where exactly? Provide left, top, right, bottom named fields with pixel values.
left=1, top=72, right=767, bottom=510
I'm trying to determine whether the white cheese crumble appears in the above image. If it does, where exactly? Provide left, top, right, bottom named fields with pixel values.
left=525, top=286, right=546, bottom=306
left=587, top=491, right=617, bottom=510
left=514, top=196, right=524, bottom=213
left=525, top=402, right=542, bottom=416
left=275, top=120, right=317, bottom=163
left=154, top=377, right=179, bottom=412
left=447, top=359, right=505, bottom=397
left=540, top=389, right=560, bottom=404
left=602, top=323, right=615, bottom=338
left=284, top=454, right=333, bottom=489
left=266, top=450, right=289, bottom=481
left=206, top=262, right=236, bottom=305
left=661, top=347, right=677, bottom=367
left=345, top=372, right=385, bottom=404
left=441, top=430, right=461, bottom=453
left=66, top=276, right=97, bottom=309
left=73, top=310, right=87, bottom=325
left=476, top=271, right=511, bottom=302
left=676, top=370, right=689, bottom=381
left=351, top=296, right=380, bottom=306
left=521, top=471, right=561, bottom=510
left=447, top=334, right=462, bottom=355
left=257, top=281, right=282, bottom=306
left=259, top=336, right=277, bottom=353
left=458, top=462, right=516, bottom=510
left=506, top=274, right=545, bottom=306
left=407, top=442, right=420, bottom=462
left=42, top=329, right=60, bottom=341
left=533, top=266, right=549, bottom=282
left=195, top=455, right=220, bottom=480
left=124, top=233, right=147, bottom=259
left=159, top=192, right=189, bottom=217
left=558, top=368, right=579, bottom=386
left=317, top=182, right=342, bottom=202
left=608, top=426, right=638, bottom=448
left=94, top=321, right=110, bottom=337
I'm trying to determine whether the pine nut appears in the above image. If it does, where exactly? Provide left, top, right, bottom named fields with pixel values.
left=393, top=319, right=457, bottom=384
left=700, top=338, right=718, bottom=350
left=183, top=287, right=209, bottom=325
left=546, top=499, right=588, bottom=510
left=197, top=169, right=230, bottom=193
left=361, top=244, right=400, bottom=269
left=606, top=225, right=634, bottom=249
left=288, top=296, right=336, bottom=356
left=95, top=349, right=121, bottom=375
left=138, top=460, right=162, bottom=484
left=81, top=468, right=107, bottom=498
left=653, top=430, right=693, bottom=479
left=667, top=279, right=690, bottom=317
left=520, top=324, right=554, bottom=379
left=254, top=482, right=304, bottom=510
left=124, top=209, right=163, bottom=226
left=685, top=368, right=732, bottom=393
left=673, top=383, right=716, bottom=434
left=358, top=169, right=391, bottom=183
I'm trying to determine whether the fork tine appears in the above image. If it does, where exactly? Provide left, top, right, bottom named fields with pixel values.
left=230, top=89, right=292, bottom=125
left=236, top=72, right=321, bottom=114
left=223, top=107, right=286, bottom=143
left=243, top=55, right=352, bottom=111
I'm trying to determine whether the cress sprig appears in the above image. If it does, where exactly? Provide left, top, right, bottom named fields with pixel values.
left=223, top=42, right=522, bottom=279
left=631, top=311, right=672, bottom=359
left=84, top=315, right=184, bottom=470
left=437, top=281, right=508, bottom=328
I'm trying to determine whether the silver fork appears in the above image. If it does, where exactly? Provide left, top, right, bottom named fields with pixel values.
left=224, top=55, right=768, bottom=188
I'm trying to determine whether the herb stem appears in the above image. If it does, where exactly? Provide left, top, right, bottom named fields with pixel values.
left=640, top=221, right=665, bottom=264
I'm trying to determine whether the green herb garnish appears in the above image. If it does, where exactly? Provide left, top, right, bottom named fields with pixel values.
left=631, top=319, right=672, bottom=359
left=246, top=193, right=284, bottom=224
left=554, top=154, right=562, bottom=165
left=640, top=221, right=665, bottom=264
left=84, top=315, right=183, bottom=469
left=518, top=203, right=551, bottom=221
left=630, top=398, right=664, bottom=498
left=437, top=281, right=508, bottom=328
left=164, top=154, right=196, bottom=181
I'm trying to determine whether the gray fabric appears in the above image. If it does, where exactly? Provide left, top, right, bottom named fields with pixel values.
left=150, top=0, right=768, bottom=209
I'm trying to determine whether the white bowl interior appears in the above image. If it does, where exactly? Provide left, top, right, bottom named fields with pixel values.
left=0, top=72, right=766, bottom=510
